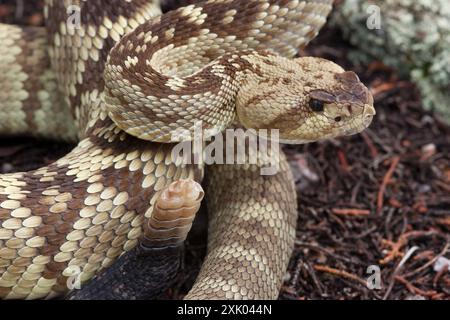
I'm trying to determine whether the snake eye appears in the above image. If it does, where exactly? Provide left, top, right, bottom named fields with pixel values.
left=309, top=99, right=324, bottom=112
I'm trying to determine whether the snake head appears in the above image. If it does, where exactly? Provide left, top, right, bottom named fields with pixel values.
left=236, top=56, right=376, bottom=144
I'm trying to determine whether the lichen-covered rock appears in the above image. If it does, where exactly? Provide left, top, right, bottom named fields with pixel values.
left=333, top=0, right=450, bottom=124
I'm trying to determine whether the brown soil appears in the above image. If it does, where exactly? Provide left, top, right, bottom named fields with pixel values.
left=1, top=0, right=449, bottom=300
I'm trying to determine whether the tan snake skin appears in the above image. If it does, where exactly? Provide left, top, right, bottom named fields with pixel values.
left=0, top=24, right=77, bottom=142
left=0, top=0, right=375, bottom=299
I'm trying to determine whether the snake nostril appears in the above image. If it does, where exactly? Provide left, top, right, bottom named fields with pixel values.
left=335, top=116, right=342, bottom=122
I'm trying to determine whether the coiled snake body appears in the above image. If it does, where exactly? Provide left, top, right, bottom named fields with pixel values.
left=0, top=0, right=374, bottom=299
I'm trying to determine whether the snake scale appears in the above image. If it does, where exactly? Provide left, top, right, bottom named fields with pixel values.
left=0, top=0, right=375, bottom=299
